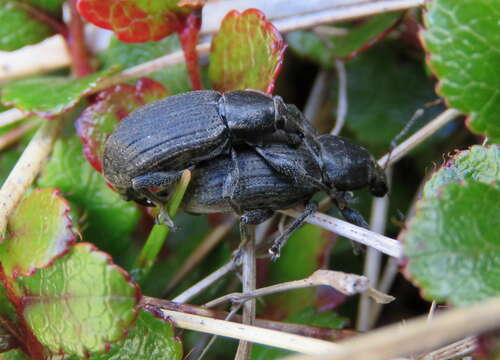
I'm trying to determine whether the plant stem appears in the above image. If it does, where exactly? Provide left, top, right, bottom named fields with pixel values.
left=285, top=295, right=500, bottom=360
left=0, top=119, right=39, bottom=152
left=142, top=300, right=341, bottom=355
left=357, top=167, right=392, bottom=331
left=0, top=118, right=62, bottom=239
left=178, top=10, right=203, bottom=90
left=205, top=270, right=393, bottom=309
left=235, top=223, right=256, bottom=360
left=134, top=170, right=191, bottom=282
left=67, top=0, right=92, bottom=77
left=303, top=70, right=332, bottom=126
left=172, top=259, right=237, bottom=303
left=280, top=209, right=402, bottom=258
left=142, top=297, right=356, bottom=341
left=163, top=216, right=237, bottom=296
left=378, top=108, right=462, bottom=167
left=331, top=60, right=347, bottom=135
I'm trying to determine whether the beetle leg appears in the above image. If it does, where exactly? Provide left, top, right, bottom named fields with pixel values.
left=254, top=146, right=326, bottom=191
left=269, top=201, right=318, bottom=260
left=334, top=193, right=369, bottom=229
left=131, top=171, right=183, bottom=228
left=233, top=208, right=275, bottom=262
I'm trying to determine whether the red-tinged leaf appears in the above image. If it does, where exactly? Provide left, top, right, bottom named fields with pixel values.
left=76, top=0, right=190, bottom=42
left=76, top=78, right=168, bottom=172
left=0, top=188, right=76, bottom=279
left=209, top=9, right=287, bottom=94
left=17, top=243, right=140, bottom=357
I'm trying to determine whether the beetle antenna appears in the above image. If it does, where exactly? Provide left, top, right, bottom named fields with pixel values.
left=384, top=99, right=443, bottom=169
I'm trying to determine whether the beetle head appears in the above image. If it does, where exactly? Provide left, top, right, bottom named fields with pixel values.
left=317, top=135, right=388, bottom=197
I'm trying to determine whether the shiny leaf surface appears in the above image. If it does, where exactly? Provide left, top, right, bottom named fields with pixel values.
left=18, top=243, right=140, bottom=357
left=0, top=188, right=76, bottom=278
left=422, top=0, right=500, bottom=142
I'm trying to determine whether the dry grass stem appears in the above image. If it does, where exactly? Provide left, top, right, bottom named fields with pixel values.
left=0, top=119, right=62, bottom=239
left=0, top=120, right=39, bottom=152
left=206, top=270, right=394, bottom=308
left=331, top=60, right=348, bottom=135
left=235, top=223, right=257, bottom=360
left=280, top=209, right=402, bottom=258
left=149, top=307, right=341, bottom=355
left=285, top=295, right=500, bottom=360
left=164, top=216, right=237, bottom=295
left=378, top=108, right=462, bottom=167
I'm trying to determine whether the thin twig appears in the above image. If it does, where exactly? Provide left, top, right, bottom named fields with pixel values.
left=196, top=304, right=242, bottom=360
left=0, top=119, right=62, bottom=239
left=143, top=297, right=356, bottom=341
left=285, top=295, right=500, bottom=360
left=280, top=209, right=402, bottom=258
left=172, top=261, right=237, bottom=303
left=235, top=223, right=257, bottom=360
left=378, top=109, right=462, bottom=167
left=331, top=60, right=348, bottom=135
left=205, top=270, right=394, bottom=309
left=164, top=216, right=237, bottom=295
left=417, top=337, right=477, bottom=360
left=368, top=256, right=399, bottom=329
left=0, top=119, right=39, bottom=152
left=142, top=304, right=342, bottom=355
left=0, top=109, right=29, bottom=129
left=357, top=167, right=392, bottom=331
left=303, top=70, right=332, bottom=126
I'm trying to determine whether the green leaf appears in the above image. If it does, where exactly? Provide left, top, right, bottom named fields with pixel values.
left=18, top=243, right=140, bottom=357
left=329, top=12, right=401, bottom=59
left=0, top=350, right=29, bottom=360
left=27, top=0, right=64, bottom=16
left=423, top=145, right=500, bottom=198
left=403, top=180, right=500, bottom=306
left=0, top=188, right=76, bottom=278
left=1, top=69, right=116, bottom=118
left=337, top=43, right=437, bottom=153
left=251, top=306, right=347, bottom=360
left=287, top=12, right=401, bottom=65
left=77, top=0, right=190, bottom=42
left=209, top=9, right=286, bottom=93
left=265, top=225, right=333, bottom=317
left=286, top=31, right=332, bottom=68
left=422, top=0, right=500, bottom=142
left=101, top=35, right=191, bottom=94
left=37, top=136, right=140, bottom=254
left=88, top=310, right=182, bottom=360
left=0, top=1, right=54, bottom=51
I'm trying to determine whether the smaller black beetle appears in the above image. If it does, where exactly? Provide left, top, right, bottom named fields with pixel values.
left=183, top=135, right=387, bottom=258
left=102, top=90, right=310, bottom=225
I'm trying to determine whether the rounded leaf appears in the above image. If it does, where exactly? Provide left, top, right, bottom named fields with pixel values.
left=424, top=145, right=500, bottom=198
left=422, top=0, right=500, bottom=142
left=76, top=0, right=190, bottom=42
left=0, top=1, right=54, bottom=51
left=403, top=181, right=500, bottom=306
left=37, top=136, right=140, bottom=254
left=0, top=188, right=76, bottom=278
left=209, top=9, right=286, bottom=94
left=19, top=243, right=140, bottom=357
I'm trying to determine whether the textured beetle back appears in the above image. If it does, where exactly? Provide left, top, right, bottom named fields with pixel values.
left=103, top=90, right=229, bottom=187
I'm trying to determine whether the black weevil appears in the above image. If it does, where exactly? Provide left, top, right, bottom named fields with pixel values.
left=102, top=90, right=311, bottom=225
left=183, top=134, right=387, bottom=258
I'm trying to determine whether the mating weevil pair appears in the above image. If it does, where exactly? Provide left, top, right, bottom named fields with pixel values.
left=103, top=90, right=387, bottom=258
